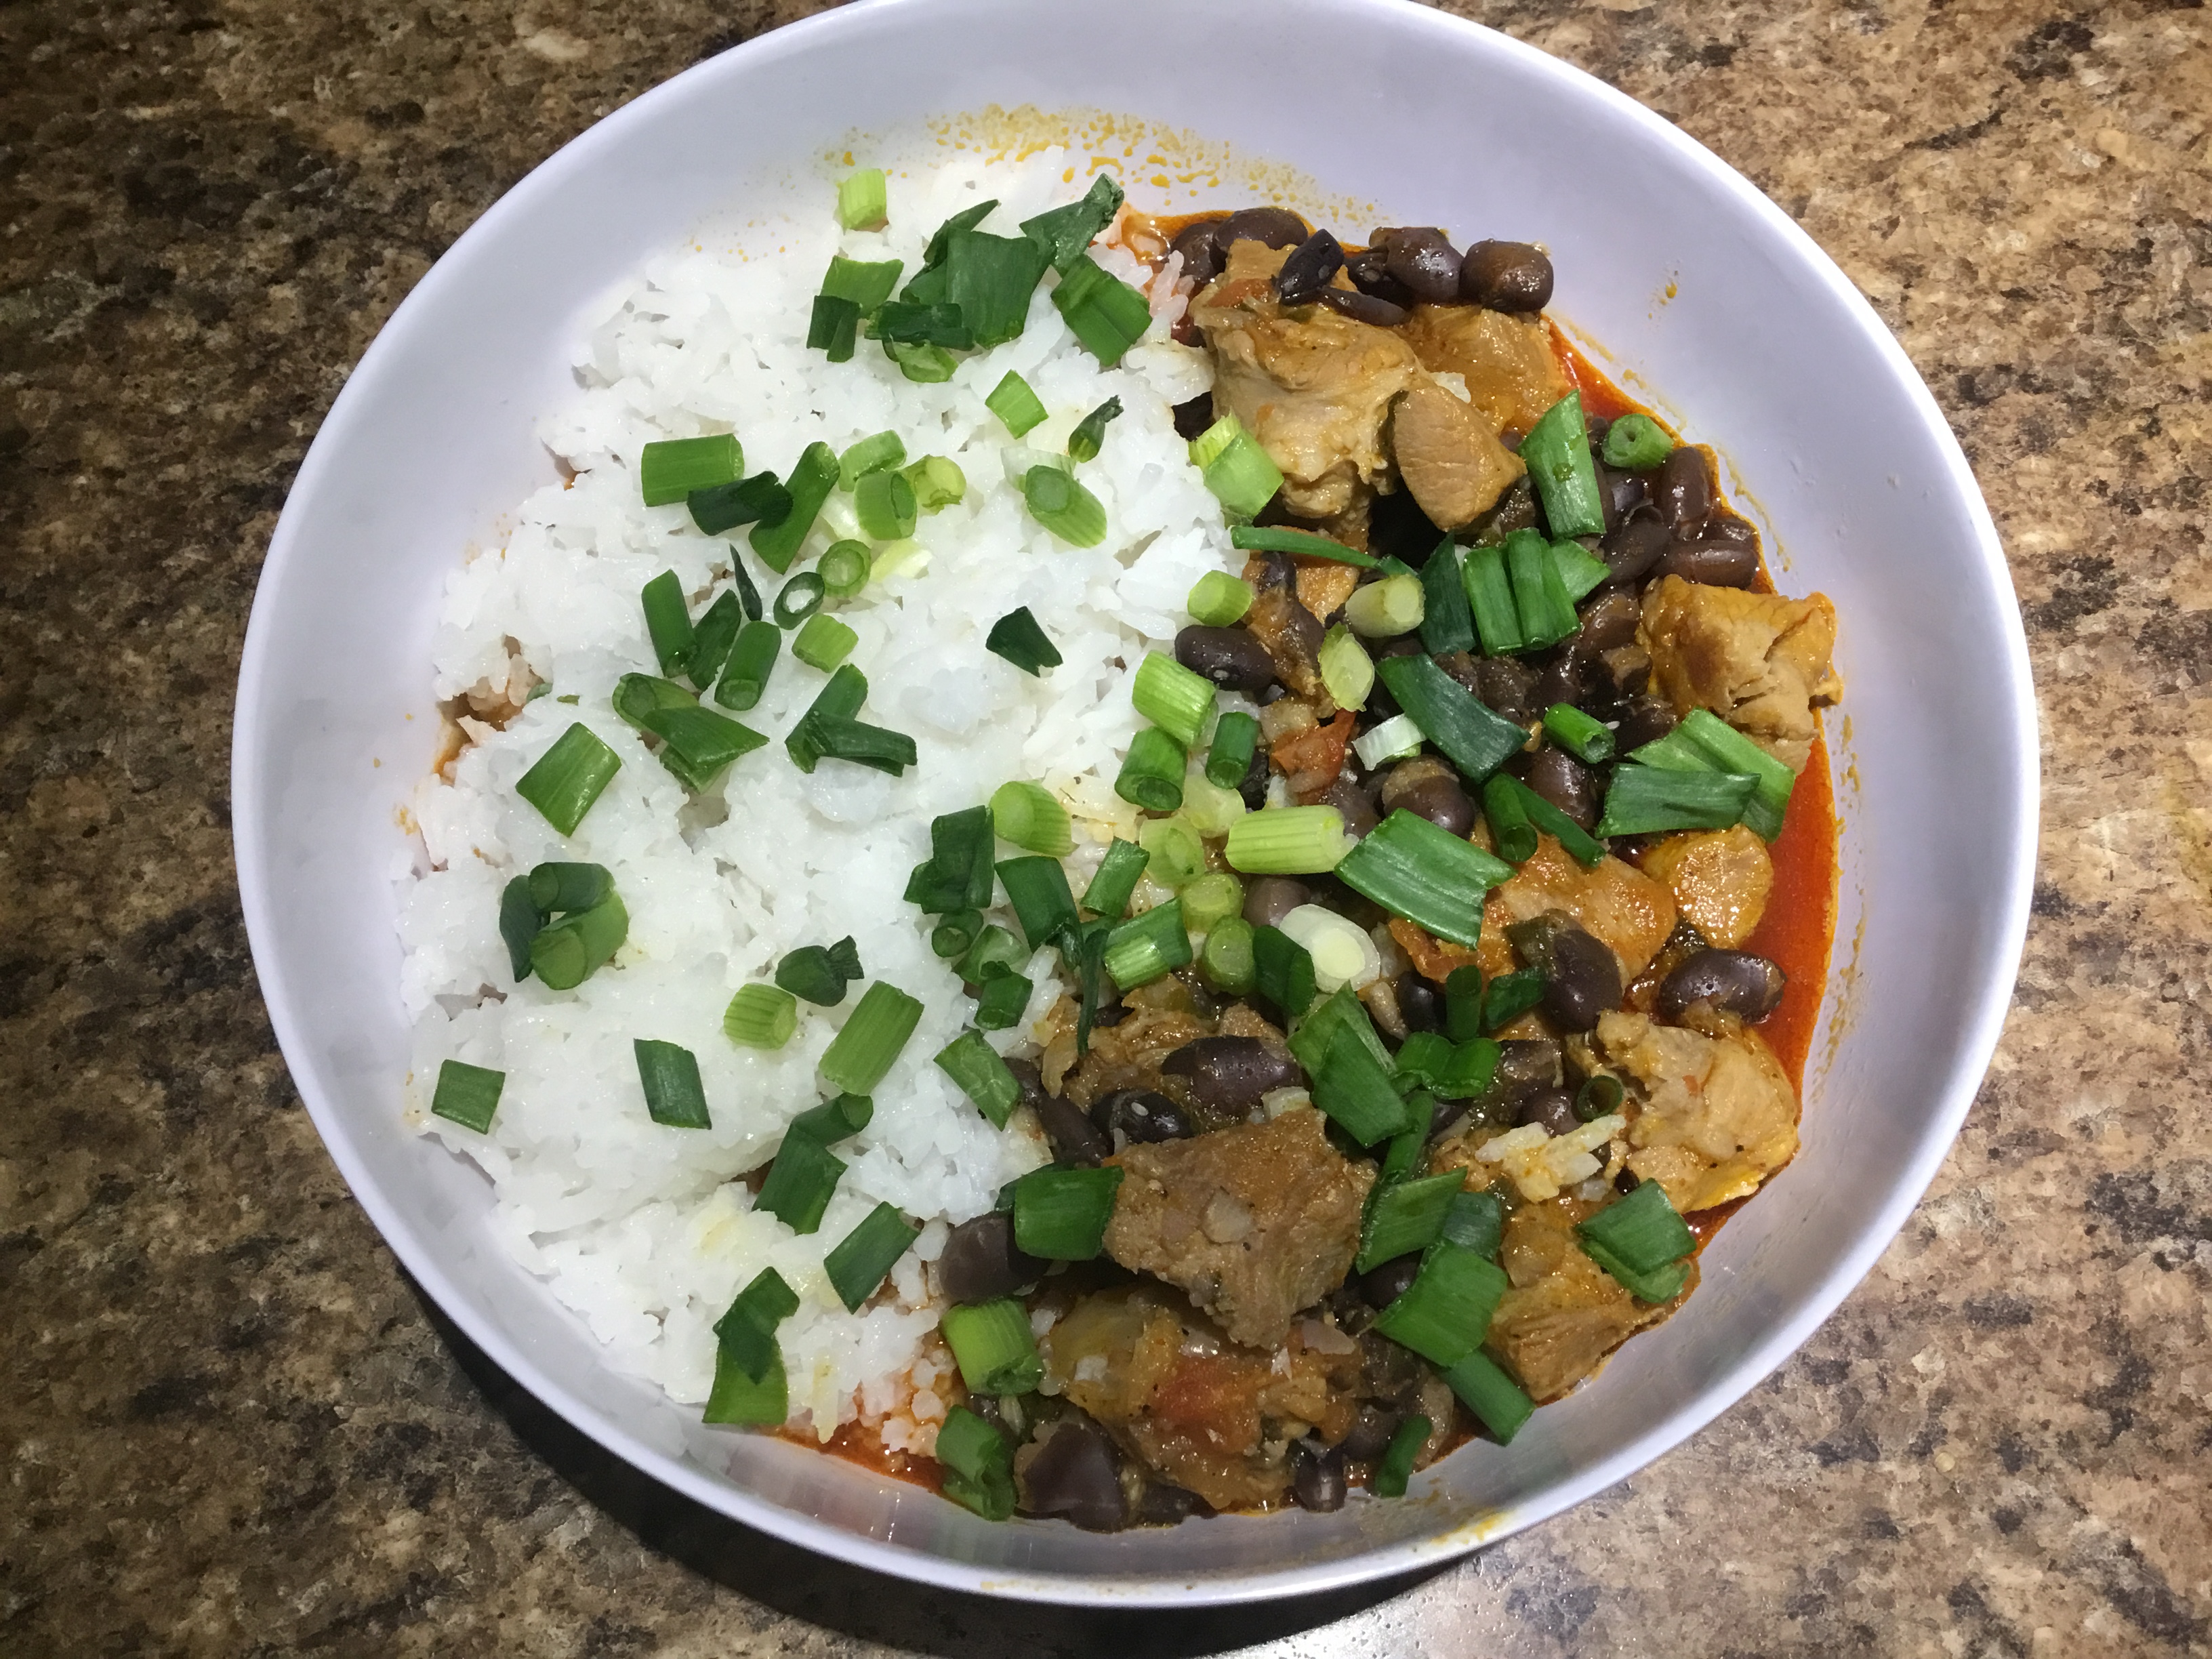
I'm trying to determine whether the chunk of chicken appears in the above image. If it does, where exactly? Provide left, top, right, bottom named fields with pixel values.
left=1640, top=576, right=1842, bottom=774
left=1483, top=1195, right=1694, bottom=1402
left=1637, top=826, right=1774, bottom=948
left=1586, top=1008, right=1799, bottom=1212
left=1104, top=1109, right=1372, bottom=1349
left=1399, top=304, right=1572, bottom=434
left=1391, top=380, right=1526, bottom=529
left=1485, top=834, right=1679, bottom=983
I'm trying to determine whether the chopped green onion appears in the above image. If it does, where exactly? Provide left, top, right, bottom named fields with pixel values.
left=1082, top=838, right=1149, bottom=918
left=639, top=434, right=741, bottom=507
left=804, top=715, right=917, bottom=776
left=849, top=470, right=916, bottom=544
left=641, top=703, right=769, bottom=791
left=1576, top=1073, right=1625, bottom=1122
left=819, top=981, right=924, bottom=1092
left=527, top=860, right=613, bottom=914
left=886, top=340, right=958, bottom=382
left=775, top=939, right=858, bottom=1006
left=516, top=723, right=622, bottom=836
left=1480, top=773, right=1538, bottom=863
left=1225, top=804, right=1353, bottom=875
left=1602, top=411, right=1673, bottom=472
left=1067, top=396, right=1123, bottom=463
left=985, top=371, right=1048, bottom=438
left=1481, top=967, right=1547, bottom=1032
left=1392, top=1031, right=1452, bottom=1091
left=934, top=1404, right=1016, bottom=1520
left=818, top=539, right=872, bottom=598
left=1443, top=1349, right=1533, bottom=1443
left=1181, top=769, right=1247, bottom=836
left=838, top=430, right=907, bottom=490
left=790, top=612, right=857, bottom=672
left=973, top=968, right=1032, bottom=1030
left=1227, top=523, right=1382, bottom=568
left=1103, top=899, right=1191, bottom=989
left=430, top=1059, right=504, bottom=1132
left=529, top=892, right=628, bottom=989
left=1019, top=173, right=1126, bottom=274
left=820, top=253, right=903, bottom=312
left=1132, top=652, right=1216, bottom=747
left=784, top=662, right=868, bottom=774
left=1179, top=871, right=1245, bottom=934
left=714, top=620, right=781, bottom=712
left=1498, top=773, right=1606, bottom=866
left=902, top=455, right=966, bottom=512
left=996, top=856, right=1079, bottom=950
left=1012, top=1166, right=1124, bottom=1261
left=1353, top=712, right=1425, bottom=771
left=807, top=293, right=861, bottom=362
left=1115, top=726, right=1187, bottom=813
left=1373, top=655, right=1528, bottom=783
left=935, top=1029, right=1021, bottom=1128
left=836, top=167, right=887, bottom=231
left=685, top=469, right=789, bottom=536
left=1370, top=1412, right=1431, bottom=1498
left=984, top=607, right=1060, bottom=676
left=939, top=1298, right=1043, bottom=1393
left=873, top=300, right=975, bottom=350
left=1274, top=903, right=1374, bottom=994
left=687, top=591, right=745, bottom=689
left=1633, top=708, right=1795, bottom=841
left=1506, top=528, right=1578, bottom=648
left=1193, top=417, right=1284, bottom=518
left=498, top=877, right=543, bottom=980
left=824, top=1202, right=920, bottom=1313
left=941, top=228, right=1051, bottom=347
left=1052, top=253, right=1151, bottom=365
left=633, top=1039, right=710, bottom=1130
left=931, top=910, right=983, bottom=959
left=1377, top=1124, right=1426, bottom=1189
left=713, top=1266, right=799, bottom=1383
left=1204, top=710, right=1262, bottom=790
left=703, top=1343, right=787, bottom=1427
left=904, top=803, right=995, bottom=914
left=724, top=983, right=798, bottom=1050
left=756, top=1132, right=846, bottom=1234
left=1317, top=624, right=1374, bottom=711
left=1343, top=573, right=1427, bottom=638
left=787, top=1092, right=872, bottom=1145
left=1594, top=764, right=1759, bottom=838
left=1439, top=1189, right=1505, bottom=1256
left=1252, top=924, right=1318, bottom=1015
left=1201, top=916, right=1258, bottom=994
left=954, top=924, right=1025, bottom=985
left=1578, top=1179, right=1696, bottom=1277
left=1357, top=1170, right=1466, bottom=1272
left=1187, top=571, right=1255, bottom=628
left=640, top=571, right=696, bottom=674
left=1371, top=1242, right=1508, bottom=1365
left=918, top=200, right=998, bottom=272
left=1550, top=537, right=1613, bottom=603
left=990, top=781, right=1073, bottom=857
left=1542, top=703, right=1615, bottom=764
left=1419, top=541, right=1475, bottom=656
left=612, top=671, right=697, bottom=731
left=1522, top=392, right=1605, bottom=540
left=1463, top=541, right=1523, bottom=655
left=732, top=549, right=766, bottom=621
left=750, top=442, right=839, bottom=574
left=1430, top=1033, right=1501, bottom=1101
left=1139, top=817, right=1206, bottom=888
left=1443, top=965, right=1485, bottom=1042
left=1295, top=997, right=1408, bottom=1145
left=1021, top=464, right=1107, bottom=547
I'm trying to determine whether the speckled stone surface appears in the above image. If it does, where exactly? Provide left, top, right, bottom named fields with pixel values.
left=3, top=0, right=2208, bottom=1652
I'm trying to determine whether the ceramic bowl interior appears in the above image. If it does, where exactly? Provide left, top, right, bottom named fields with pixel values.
left=232, top=0, right=2035, bottom=1605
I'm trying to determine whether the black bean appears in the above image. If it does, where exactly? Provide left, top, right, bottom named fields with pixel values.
left=1359, top=1253, right=1423, bottom=1307
left=1274, top=228, right=1347, bottom=306
left=1655, top=533, right=1760, bottom=588
left=1237, top=741, right=1273, bottom=810
left=1657, top=949, right=1787, bottom=1022
left=1291, top=1439, right=1349, bottom=1513
left=1243, top=876, right=1311, bottom=928
left=1090, top=996, right=1128, bottom=1029
left=1092, top=1088, right=1192, bottom=1144
left=1653, top=447, right=1714, bottom=527
left=1600, top=512, right=1671, bottom=588
left=1171, top=393, right=1215, bottom=443
left=1522, top=746, right=1599, bottom=830
left=1344, top=245, right=1416, bottom=306
left=1251, top=550, right=1298, bottom=592
left=1161, top=1036, right=1305, bottom=1113
left=1516, top=1086, right=1582, bottom=1136
left=1316, top=287, right=1409, bottom=327
left=1175, top=624, right=1278, bottom=694
left=1006, top=1054, right=1046, bottom=1105
left=1597, top=463, right=1647, bottom=533
left=1574, top=588, right=1643, bottom=653
left=1612, top=695, right=1678, bottom=752
left=1592, top=644, right=1652, bottom=708
left=1494, top=1038, right=1565, bottom=1092
left=1395, top=972, right=1443, bottom=1033
left=1320, top=776, right=1380, bottom=840
left=1036, top=1093, right=1111, bottom=1166
left=1339, top=1406, right=1400, bottom=1462
left=1134, top=1482, right=1213, bottom=1525
left=937, top=1212, right=1045, bottom=1304
left=1170, top=217, right=1230, bottom=285
left=1376, top=226, right=1462, bottom=304
left=1020, top=1418, right=1128, bottom=1532
left=1380, top=756, right=1475, bottom=836
left=1219, top=205, right=1310, bottom=251
left=1452, top=653, right=1537, bottom=724
left=1542, top=926, right=1623, bottom=1032
left=1459, top=240, right=1555, bottom=312
left=1528, top=647, right=1586, bottom=714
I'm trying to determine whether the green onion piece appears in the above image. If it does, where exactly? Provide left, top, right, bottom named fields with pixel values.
left=1601, top=411, right=1672, bottom=471
left=1225, top=804, right=1353, bottom=874
left=791, top=613, right=857, bottom=672
left=1462, top=541, right=1524, bottom=655
left=1067, top=396, right=1124, bottom=463
left=805, top=715, right=917, bottom=776
left=819, top=981, right=924, bottom=1092
left=821, top=253, right=903, bottom=312
left=873, top=300, right=975, bottom=350
left=1594, top=764, right=1759, bottom=838
left=984, top=607, right=1060, bottom=676
left=1019, top=172, right=1126, bottom=274
left=1132, top=652, right=1216, bottom=747
left=1372, top=1242, right=1509, bottom=1366
left=985, top=371, right=1048, bottom=438
left=529, top=892, right=628, bottom=989
left=1370, top=1412, right=1431, bottom=1498
left=1433, top=1036, right=1501, bottom=1101
left=1576, top=1073, right=1626, bottom=1122
left=687, top=591, right=745, bottom=689
left=990, top=781, right=1073, bottom=857
left=1353, top=712, right=1425, bottom=771
left=1481, top=773, right=1538, bottom=863
left=818, top=539, right=872, bottom=598
left=756, top=1132, right=847, bottom=1234
left=1343, top=573, right=1427, bottom=638
left=1304, top=1018, right=1409, bottom=1144
left=1179, top=871, right=1245, bottom=934
left=838, top=430, right=907, bottom=490
left=527, top=860, right=613, bottom=915
left=1357, top=1170, right=1467, bottom=1271
left=633, top=1039, right=710, bottom=1130
left=1021, top=464, right=1107, bottom=547
left=931, top=910, right=983, bottom=960
left=1634, top=708, right=1795, bottom=841
left=885, top=340, right=958, bottom=382
left=1193, top=418, right=1284, bottom=518
left=1013, top=1166, right=1125, bottom=1261
left=1188, top=571, right=1255, bottom=628
left=498, top=877, right=544, bottom=981
left=1443, top=1349, right=1533, bottom=1443
left=1585, top=1241, right=1692, bottom=1304
left=1201, top=916, right=1258, bottom=995
left=1103, top=899, right=1191, bottom=989
left=1082, top=838, right=1149, bottom=919
left=641, top=704, right=769, bottom=791
left=1419, top=541, right=1475, bottom=656
left=1252, top=924, right=1318, bottom=1015
left=1578, top=1179, right=1696, bottom=1276
left=1051, top=253, right=1152, bottom=366
left=1439, top=1189, right=1505, bottom=1257
left=823, top=1202, right=920, bottom=1313
left=941, top=228, right=1051, bottom=347
left=714, top=620, right=781, bottom=712
left=724, top=983, right=799, bottom=1050
left=1481, top=968, right=1547, bottom=1032
left=902, top=455, right=966, bottom=512
left=807, top=293, right=861, bottom=362
left=690, top=472, right=793, bottom=538
left=1227, top=523, right=1382, bottom=568
left=955, top=924, right=1025, bottom=984
left=612, top=672, right=697, bottom=732
left=775, top=943, right=853, bottom=1006
left=825, top=936, right=863, bottom=981
left=430, top=1059, right=505, bottom=1132
left=787, top=1092, right=873, bottom=1145
left=1115, top=726, right=1187, bottom=813
left=1542, top=703, right=1615, bottom=764
left=996, top=855, right=1079, bottom=950
left=1522, top=392, right=1605, bottom=540
left=1506, top=529, right=1578, bottom=647
left=750, top=442, right=839, bottom=574
left=1180, top=770, right=1249, bottom=840
left=1549, top=537, right=1614, bottom=604
left=1391, top=1031, right=1454, bottom=1091
left=836, top=167, right=887, bottom=231
left=1204, top=710, right=1262, bottom=790
left=1373, top=655, right=1528, bottom=783
left=640, top=570, right=696, bottom=675
left=733, top=552, right=767, bottom=623
left=712, top=1265, right=800, bottom=1383
left=918, top=200, right=998, bottom=273
left=1498, top=773, right=1605, bottom=866
left=853, top=470, right=918, bottom=542
left=703, top=1342, right=787, bottom=1427
left=1317, top=625, right=1374, bottom=712
left=934, top=1405, right=1016, bottom=1520
left=905, top=803, right=996, bottom=914
left=1443, top=965, right=1484, bottom=1042
left=939, top=1298, right=1044, bottom=1393
left=973, top=968, right=1032, bottom=1031
left=935, top=1029, right=1021, bottom=1128
left=1377, top=1124, right=1426, bottom=1190
left=784, top=663, right=868, bottom=774
left=639, top=434, right=740, bottom=507
left=516, top=723, right=622, bottom=835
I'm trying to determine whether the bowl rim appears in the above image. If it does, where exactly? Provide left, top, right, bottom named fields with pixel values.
left=232, top=0, right=2037, bottom=1607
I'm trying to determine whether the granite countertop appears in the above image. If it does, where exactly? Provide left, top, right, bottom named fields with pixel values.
left=4, top=0, right=2207, bottom=1652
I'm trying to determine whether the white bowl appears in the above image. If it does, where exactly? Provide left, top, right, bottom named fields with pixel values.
left=232, top=0, right=2035, bottom=1605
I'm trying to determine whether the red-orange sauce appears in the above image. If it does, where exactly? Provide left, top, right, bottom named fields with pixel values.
left=783, top=1420, right=947, bottom=1494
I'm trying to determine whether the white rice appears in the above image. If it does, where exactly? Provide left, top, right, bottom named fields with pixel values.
left=396, top=150, right=1239, bottom=1450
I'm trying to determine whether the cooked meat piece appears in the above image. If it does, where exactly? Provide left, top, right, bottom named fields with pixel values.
left=1486, top=834, right=1679, bottom=982
left=1388, top=916, right=1484, bottom=985
left=1483, top=1195, right=1694, bottom=1402
left=1390, top=380, right=1525, bottom=529
left=1637, top=825, right=1774, bottom=949
left=1053, top=1004, right=1211, bottom=1109
left=1237, top=552, right=1361, bottom=626
left=1399, top=304, right=1572, bottom=434
left=1104, top=1109, right=1373, bottom=1348
left=1270, top=708, right=1355, bottom=802
left=1042, top=1284, right=1362, bottom=1511
left=1639, top=576, right=1842, bottom=774
left=1588, top=1008, right=1799, bottom=1212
